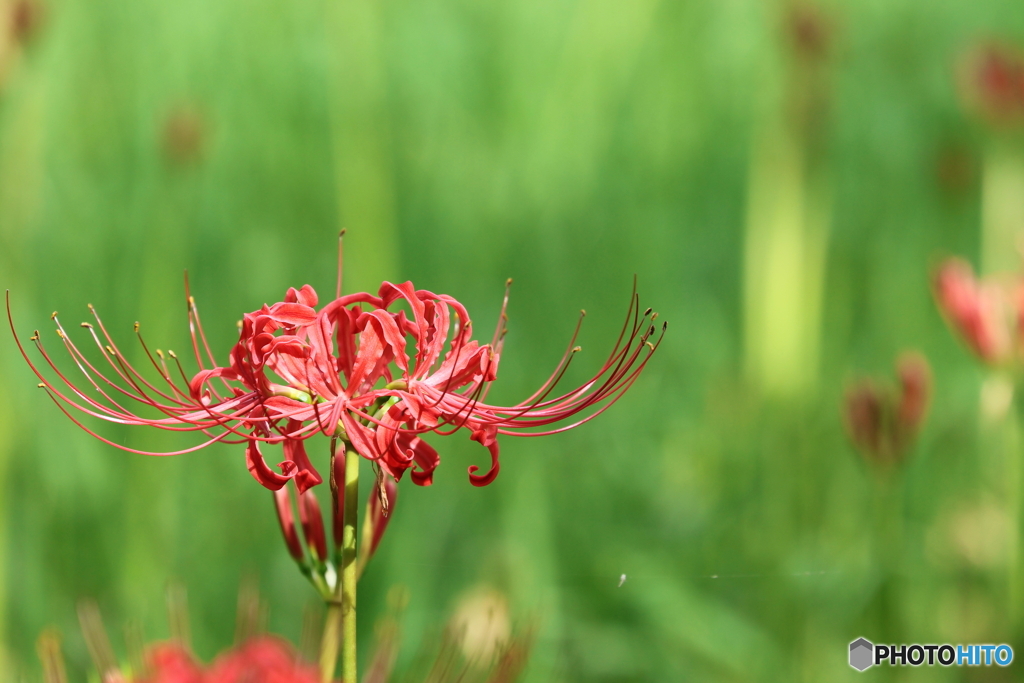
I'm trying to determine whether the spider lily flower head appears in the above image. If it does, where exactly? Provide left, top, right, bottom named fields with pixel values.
left=843, top=352, right=932, bottom=467
left=958, top=42, right=1024, bottom=128
left=932, top=258, right=1023, bottom=365
left=9, top=257, right=663, bottom=496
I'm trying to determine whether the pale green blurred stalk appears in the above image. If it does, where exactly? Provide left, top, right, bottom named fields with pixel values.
left=979, top=145, right=1024, bottom=630
left=1001, top=394, right=1022, bottom=627
left=0, top=64, right=47, bottom=681
left=743, top=5, right=831, bottom=400
left=980, top=147, right=1024, bottom=275
left=317, top=8, right=396, bottom=671
left=871, top=473, right=905, bottom=647
left=500, top=453, right=564, bottom=675
left=743, top=126, right=830, bottom=398
left=323, top=0, right=397, bottom=292
left=0, top=392, right=10, bottom=680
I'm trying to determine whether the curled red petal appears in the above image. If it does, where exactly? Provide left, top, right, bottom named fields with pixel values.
left=467, top=431, right=500, bottom=486
left=188, top=367, right=238, bottom=401
left=285, top=284, right=319, bottom=308
left=245, top=440, right=295, bottom=491
left=283, top=427, right=322, bottom=494
left=405, top=435, right=439, bottom=486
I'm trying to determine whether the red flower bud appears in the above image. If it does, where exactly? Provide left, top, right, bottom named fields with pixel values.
left=896, top=352, right=931, bottom=436
left=273, top=486, right=304, bottom=563
left=331, top=448, right=346, bottom=550
left=298, top=490, right=327, bottom=563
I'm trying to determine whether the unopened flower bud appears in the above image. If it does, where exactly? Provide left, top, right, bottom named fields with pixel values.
left=331, top=449, right=346, bottom=550
left=273, top=486, right=304, bottom=563
left=896, top=352, right=931, bottom=438
left=298, top=490, right=327, bottom=563
left=844, top=381, right=884, bottom=457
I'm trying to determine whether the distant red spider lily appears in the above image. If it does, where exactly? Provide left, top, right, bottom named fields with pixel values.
left=843, top=352, right=931, bottom=467
left=959, top=42, right=1024, bottom=127
left=8, top=265, right=662, bottom=494
left=92, top=636, right=322, bottom=683
left=932, top=258, right=1023, bottom=365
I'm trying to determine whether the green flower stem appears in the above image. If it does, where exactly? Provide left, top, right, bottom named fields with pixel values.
left=742, top=122, right=830, bottom=399
left=980, top=147, right=1024, bottom=276
left=341, top=445, right=360, bottom=683
left=319, top=600, right=342, bottom=683
left=872, top=472, right=904, bottom=644
left=320, top=444, right=360, bottom=682
left=1007, top=384, right=1024, bottom=631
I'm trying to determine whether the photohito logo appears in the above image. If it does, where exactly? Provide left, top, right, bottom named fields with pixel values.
left=849, top=638, right=1013, bottom=671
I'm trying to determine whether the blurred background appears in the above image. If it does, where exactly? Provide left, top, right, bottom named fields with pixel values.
left=2, top=0, right=1024, bottom=680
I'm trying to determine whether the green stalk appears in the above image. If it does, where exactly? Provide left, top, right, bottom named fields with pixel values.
left=319, top=600, right=342, bottom=683
left=319, top=445, right=360, bottom=682
left=1006, top=384, right=1023, bottom=631
left=871, top=472, right=904, bottom=644
left=980, top=147, right=1024, bottom=276
left=341, top=446, right=360, bottom=682
left=979, top=146, right=1024, bottom=631
left=742, top=124, right=830, bottom=399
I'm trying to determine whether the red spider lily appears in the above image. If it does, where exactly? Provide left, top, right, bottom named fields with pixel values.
left=843, top=353, right=932, bottom=467
left=959, top=42, right=1024, bottom=127
left=132, top=637, right=322, bottom=683
left=9, top=267, right=662, bottom=493
left=932, top=258, right=1023, bottom=365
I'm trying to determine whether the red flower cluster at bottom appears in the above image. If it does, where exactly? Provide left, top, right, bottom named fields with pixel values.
left=125, top=637, right=322, bottom=683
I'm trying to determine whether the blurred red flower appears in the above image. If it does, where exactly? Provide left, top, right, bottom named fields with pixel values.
left=131, top=637, right=321, bottom=683
left=843, top=353, right=932, bottom=467
left=959, top=42, right=1024, bottom=127
left=933, top=258, right=1023, bottom=365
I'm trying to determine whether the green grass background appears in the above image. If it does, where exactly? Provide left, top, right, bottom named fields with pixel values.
left=1, top=0, right=1024, bottom=680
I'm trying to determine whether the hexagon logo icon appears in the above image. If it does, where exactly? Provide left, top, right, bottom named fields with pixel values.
left=849, top=638, right=874, bottom=671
